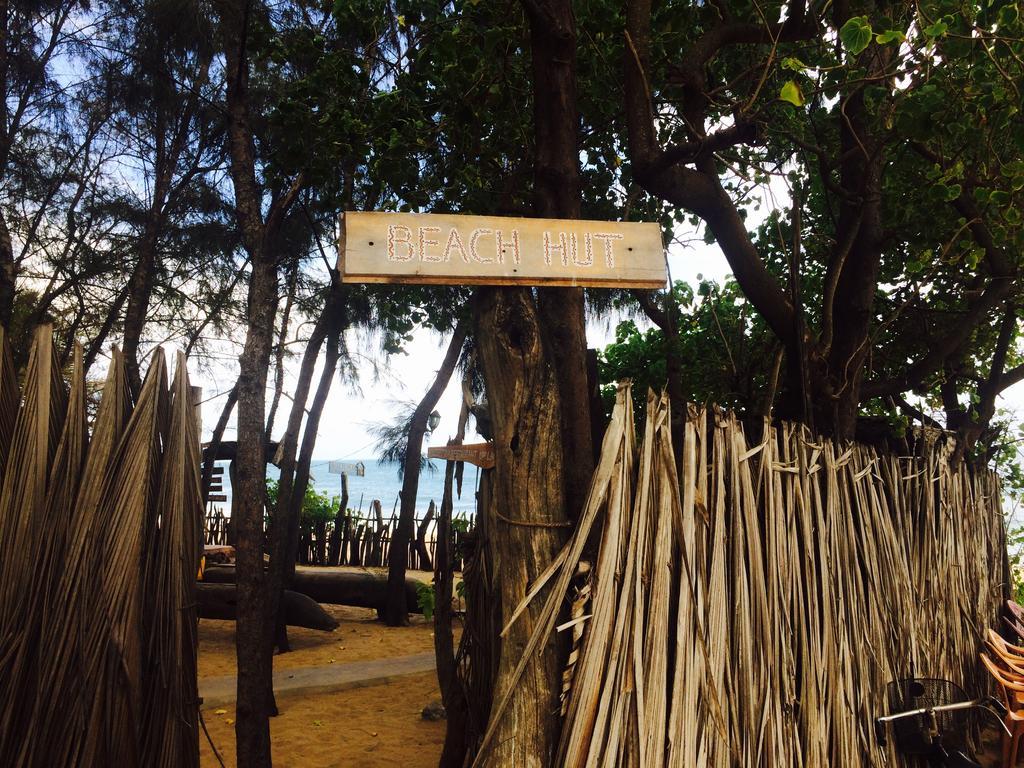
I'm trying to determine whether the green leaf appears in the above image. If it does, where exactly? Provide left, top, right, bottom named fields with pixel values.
left=943, top=183, right=962, bottom=201
left=840, top=16, right=874, bottom=54
left=781, top=56, right=808, bottom=72
left=875, top=29, right=905, bottom=44
left=779, top=80, right=804, bottom=107
left=998, top=4, right=1019, bottom=27
left=923, top=20, right=948, bottom=37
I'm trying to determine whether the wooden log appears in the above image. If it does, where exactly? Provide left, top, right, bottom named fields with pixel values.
left=196, top=583, right=340, bottom=631
left=201, top=565, right=423, bottom=613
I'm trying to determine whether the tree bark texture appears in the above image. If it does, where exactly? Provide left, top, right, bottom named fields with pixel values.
left=232, top=255, right=277, bottom=765
left=435, top=459, right=469, bottom=767
left=384, top=320, right=467, bottom=626
left=525, top=0, right=594, bottom=520
left=215, top=0, right=300, bottom=759
left=473, top=286, right=568, bottom=767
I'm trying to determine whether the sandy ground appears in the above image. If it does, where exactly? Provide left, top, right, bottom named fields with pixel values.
left=198, top=604, right=440, bottom=679
left=199, top=671, right=445, bottom=768
left=198, top=566, right=455, bottom=767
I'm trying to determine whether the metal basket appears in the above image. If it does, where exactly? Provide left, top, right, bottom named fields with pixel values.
left=886, top=678, right=973, bottom=755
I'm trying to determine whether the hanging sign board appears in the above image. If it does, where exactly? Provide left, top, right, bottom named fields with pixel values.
left=339, top=211, right=666, bottom=288
left=328, top=460, right=365, bottom=476
left=427, top=442, right=496, bottom=469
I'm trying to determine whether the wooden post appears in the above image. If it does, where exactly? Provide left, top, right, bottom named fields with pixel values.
left=415, top=501, right=435, bottom=571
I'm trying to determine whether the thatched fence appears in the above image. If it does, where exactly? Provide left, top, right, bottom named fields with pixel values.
left=0, top=328, right=202, bottom=768
left=467, top=384, right=1008, bottom=767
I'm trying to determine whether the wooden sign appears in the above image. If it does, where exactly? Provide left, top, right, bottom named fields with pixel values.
left=328, top=460, right=365, bottom=476
left=339, top=211, right=665, bottom=288
left=427, top=442, right=496, bottom=469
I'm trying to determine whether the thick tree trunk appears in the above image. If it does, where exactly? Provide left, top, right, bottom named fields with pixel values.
left=817, top=31, right=890, bottom=438
left=525, top=0, right=593, bottom=520
left=383, top=321, right=467, bottom=626
left=473, top=287, right=568, bottom=767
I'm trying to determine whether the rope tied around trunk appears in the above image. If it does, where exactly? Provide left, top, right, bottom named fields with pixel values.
left=494, top=510, right=572, bottom=528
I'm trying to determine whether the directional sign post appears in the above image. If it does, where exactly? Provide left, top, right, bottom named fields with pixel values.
left=339, top=211, right=666, bottom=288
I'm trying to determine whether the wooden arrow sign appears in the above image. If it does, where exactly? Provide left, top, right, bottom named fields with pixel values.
left=339, top=211, right=666, bottom=288
left=427, top=442, right=496, bottom=469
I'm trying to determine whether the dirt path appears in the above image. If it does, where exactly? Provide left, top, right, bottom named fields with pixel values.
left=197, top=574, right=456, bottom=767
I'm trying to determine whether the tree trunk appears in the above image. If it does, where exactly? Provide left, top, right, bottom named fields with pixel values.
left=435, top=459, right=468, bottom=767
left=473, top=286, right=568, bottom=767
left=265, top=260, right=299, bottom=438
left=272, top=291, right=345, bottom=651
left=525, top=0, right=593, bottom=521
left=232, top=254, right=278, bottom=763
left=0, top=211, right=15, bottom=329
left=122, top=192, right=169, bottom=395
left=383, top=321, right=467, bottom=626
left=414, top=501, right=434, bottom=571
left=215, top=0, right=305, bottom=758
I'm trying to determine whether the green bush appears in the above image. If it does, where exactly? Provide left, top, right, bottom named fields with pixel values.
left=265, top=479, right=337, bottom=524
left=415, top=581, right=435, bottom=621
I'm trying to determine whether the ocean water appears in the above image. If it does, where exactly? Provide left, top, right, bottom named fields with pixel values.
left=210, top=457, right=481, bottom=518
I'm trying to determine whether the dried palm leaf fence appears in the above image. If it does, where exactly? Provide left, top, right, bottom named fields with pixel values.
left=0, top=327, right=202, bottom=768
left=468, top=383, right=1008, bottom=767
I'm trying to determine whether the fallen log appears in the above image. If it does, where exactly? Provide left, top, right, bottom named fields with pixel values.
left=197, top=583, right=340, bottom=631
left=201, top=565, right=423, bottom=614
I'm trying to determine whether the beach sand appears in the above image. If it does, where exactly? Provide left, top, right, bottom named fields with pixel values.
left=198, top=604, right=439, bottom=678
left=198, top=566, right=455, bottom=767
left=199, top=671, right=445, bottom=768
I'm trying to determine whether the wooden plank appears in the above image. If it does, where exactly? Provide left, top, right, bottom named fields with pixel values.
left=208, top=493, right=227, bottom=503
left=427, top=442, right=496, bottom=469
left=209, top=466, right=223, bottom=476
left=339, top=211, right=666, bottom=288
